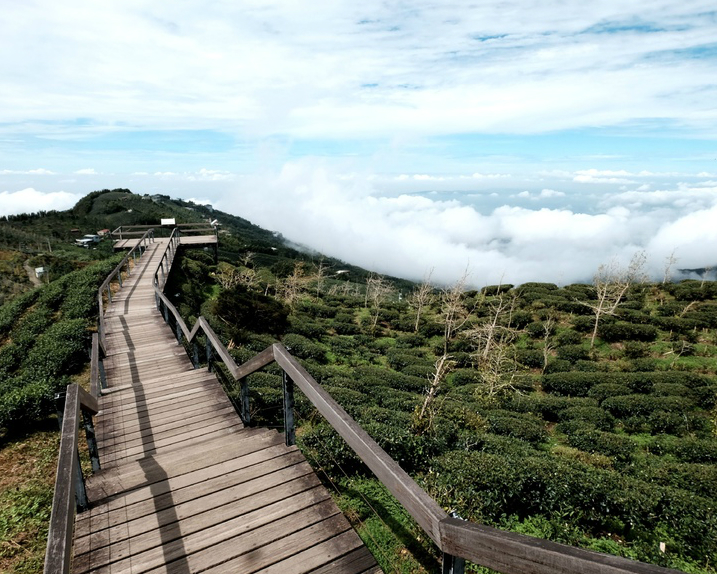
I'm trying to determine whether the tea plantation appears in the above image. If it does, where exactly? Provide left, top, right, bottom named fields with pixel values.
left=0, top=189, right=715, bottom=573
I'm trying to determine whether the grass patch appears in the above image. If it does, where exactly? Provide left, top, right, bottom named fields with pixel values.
left=0, top=427, right=58, bottom=574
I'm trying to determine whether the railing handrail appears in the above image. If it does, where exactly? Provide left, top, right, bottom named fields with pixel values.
left=43, top=385, right=98, bottom=574
left=150, top=288, right=679, bottom=573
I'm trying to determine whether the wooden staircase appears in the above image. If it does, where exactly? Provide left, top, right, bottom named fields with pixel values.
left=71, top=239, right=380, bottom=573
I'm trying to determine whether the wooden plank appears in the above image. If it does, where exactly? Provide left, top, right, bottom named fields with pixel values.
left=309, top=546, right=382, bottom=574
left=74, top=470, right=323, bottom=559
left=86, top=430, right=284, bottom=499
left=273, top=343, right=448, bottom=546
left=78, top=491, right=337, bottom=574
left=77, top=446, right=302, bottom=521
left=95, top=385, right=228, bottom=417
left=439, top=517, right=683, bottom=574
left=98, top=419, right=244, bottom=463
left=260, top=528, right=368, bottom=574
left=97, top=373, right=220, bottom=409
left=198, top=511, right=351, bottom=574
left=96, top=405, right=236, bottom=448
left=95, top=395, right=233, bottom=436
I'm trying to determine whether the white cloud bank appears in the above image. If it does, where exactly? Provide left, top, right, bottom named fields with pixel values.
left=221, top=163, right=717, bottom=286
left=0, top=188, right=83, bottom=217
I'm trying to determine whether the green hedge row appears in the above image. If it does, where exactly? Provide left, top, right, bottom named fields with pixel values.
left=543, top=371, right=712, bottom=397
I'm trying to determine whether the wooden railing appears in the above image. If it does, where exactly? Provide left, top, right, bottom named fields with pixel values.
left=150, top=251, right=680, bottom=574
left=112, top=223, right=217, bottom=241
left=44, top=385, right=99, bottom=574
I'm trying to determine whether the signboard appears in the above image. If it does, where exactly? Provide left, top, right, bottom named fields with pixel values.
left=160, top=218, right=176, bottom=226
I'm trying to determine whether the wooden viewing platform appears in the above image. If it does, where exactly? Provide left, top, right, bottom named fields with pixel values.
left=111, top=224, right=218, bottom=251
left=70, top=238, right=380, bottom=573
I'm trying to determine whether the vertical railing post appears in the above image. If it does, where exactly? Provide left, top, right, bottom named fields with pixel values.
left=442, top=512, right=466, bottom=574
left=74, top=453, right=89, bottom=512
left=442, top=553, right=465, bottom=574
left=240, top=378, right=250, bottom=425
left=99, top=360, right=108, bottom=390
left=161, top=299, right=169, bottom=323
left=82, top=410, right=101, bottom=473
left=117, top=264, right=123, bottom=287
left=282, top=371, right=295, bottom=446
left=192, top=342, right=200, bottom=369
left=206, top=338, right=213, bottom=372
left=106, top=285, right=112, bottom=303
left=175, top=318, right=182, bottom=343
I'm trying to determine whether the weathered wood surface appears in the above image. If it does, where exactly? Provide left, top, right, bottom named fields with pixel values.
left=76, top=238, right=380, bottom=573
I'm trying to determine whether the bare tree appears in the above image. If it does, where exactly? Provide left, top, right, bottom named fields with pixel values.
left=582, top=252, right=647, bottom=349
left=414, top=353, right=455, bottom=433
left=214, top=262, right=241, bottom=290
left=279, top=262, right=309, bottom=308
left=463, top=294, right=522, bottom=399
left=663, top=250, right=678, bottom=284
left=407, top=268, right=435, bottom=332
left=365, top=273, right=393, bottom=332
left=313, top=259, right=328, bottom=298
left=541, top=317, right=556, bottom=374
left=439, top=270, right=474, bottom=354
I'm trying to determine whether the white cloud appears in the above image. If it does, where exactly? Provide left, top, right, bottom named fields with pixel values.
left=74, top=168, right=98, bottom=175
left=1, top=1, right=716, bottom=140
left=0, top=168, right=56, bottom=175
left=539, top=189, right=565, bottom=198
left=0, top=188, right=82, bottom=216
left=217, top=161, right=717, bottom=286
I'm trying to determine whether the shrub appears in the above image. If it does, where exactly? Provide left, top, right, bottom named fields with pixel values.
left=555, top=330, right=584, bottom=346
left=481, top=284, right=514, bottom=296
left=544, top=359, right=571, bottom=374
left=394, top=333, right=426, bottom=348
left=282, top=333, right=327, bottom=363
left=556, top=344, right=590, bottom=363
left=601, top=395, right=695, bottom=419
left=558, top=406, right=614, bottom=431
left=567, top=430, right=637, bottom=461
left=0, top=376, right=71, bottom=431
left=598, top=322, right=658, bottom=343
left=0, top=288, right=40, bottom=338
left=10, top=305, right=54, bottom=351
left=486, top=410, right=547, bottom=445
left=288, top=318, right=327, bottom=339
left=526, top=321, right=551, bottom=339
left=213, top=284, right=289, bottom=338
left=510, top=394, right=597, bottom=421
left=623, top=341, right=650, bottom=359
left=24, top=319, right=91, bottom=379
left=588, top=383, right=631, bottom=403
left=515, top=349, right=544, bottom=369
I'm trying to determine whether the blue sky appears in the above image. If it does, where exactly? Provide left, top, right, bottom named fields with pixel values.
left=2, top=1, right=717, bottom=285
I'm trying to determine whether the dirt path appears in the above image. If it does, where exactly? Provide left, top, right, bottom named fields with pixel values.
left=23, top=261, right=43, bottom=286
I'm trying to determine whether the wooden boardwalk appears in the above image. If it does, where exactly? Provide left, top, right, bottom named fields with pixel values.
left=74, top=239, right=380, bottom=573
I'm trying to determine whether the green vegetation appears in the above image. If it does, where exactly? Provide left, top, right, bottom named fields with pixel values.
left=1, top=189, right=716, bottom=573
left=170, top=244, right=717, bottom=573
